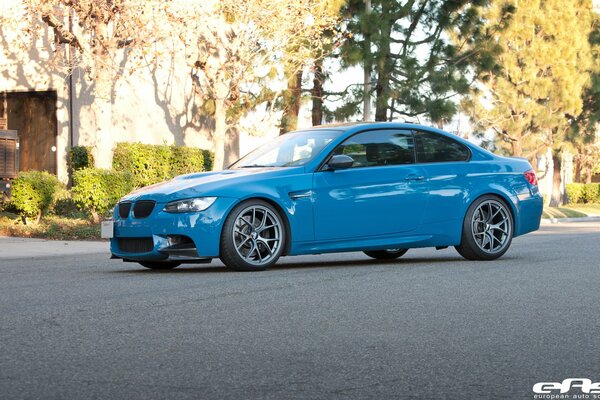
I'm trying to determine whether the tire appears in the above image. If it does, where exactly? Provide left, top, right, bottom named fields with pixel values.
left=455, top=195, right=514, bottom=261
left=363, top=249, right=408, bottom=260
left=220, top=199, right=286, bottom=271
left=139, top=261, right=181, bottom=270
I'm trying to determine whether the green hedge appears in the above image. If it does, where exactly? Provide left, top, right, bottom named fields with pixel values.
left=112, top=143, right=212, bottom=187
left=10, top=171, right=63, bottom=224
left=171, top=146, right=206, bottom=176
left=202, top=149, right=214, bottom=172
left=71, top=168, right=133, bottom=222
left=566, top=183, right=600, bottom=204
left=112, top=143, right=172, bottom=188
left=69, top=146, right=95, bottom=172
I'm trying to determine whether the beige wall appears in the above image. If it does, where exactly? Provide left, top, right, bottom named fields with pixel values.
left=0, top=1, right=280, bottom=181
left=0, top=7, right=70, bottom=181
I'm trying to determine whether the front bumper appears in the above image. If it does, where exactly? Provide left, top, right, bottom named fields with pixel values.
left=110, top=197, right=238, bottom=262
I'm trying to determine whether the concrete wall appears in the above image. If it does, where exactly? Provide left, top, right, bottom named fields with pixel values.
left=0, top=1, right=280, bottom=181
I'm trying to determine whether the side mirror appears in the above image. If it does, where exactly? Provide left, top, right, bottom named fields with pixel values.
left=325, top=154, right=354, bottom=171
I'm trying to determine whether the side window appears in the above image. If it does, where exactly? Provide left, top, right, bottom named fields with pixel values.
left=334, top=130, right=415, bottom=168
left=414, top=131, right=470, bottom=163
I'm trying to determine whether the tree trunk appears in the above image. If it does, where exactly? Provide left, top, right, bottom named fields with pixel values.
left=549, top=150, right=563, bottom=207
left=574, top=158, right=582, bottom=183
left=510, top=139, right=522, bottom=157
left=90, top=209, right=100, bottom=224
left=311, top=60, right=324, bottom=126
left=91, top=31, right=113, bottom=169
left=212, top=96, right=227, bottom=171
left=280, top=70, right=303, bottom=134
left=374, top=7, right=392, bottom=122
left=224, top=126, right=240, bottom=167
left=92, top=97, right=113, bottom=169
left=374, top=66, right=390, bottom=121
left=585, top=165, right=592, bottom=184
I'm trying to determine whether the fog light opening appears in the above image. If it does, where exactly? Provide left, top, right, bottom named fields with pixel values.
left=167, top=235, right=193, bottom=247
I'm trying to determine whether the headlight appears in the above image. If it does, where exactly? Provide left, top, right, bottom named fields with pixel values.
left=164, top=197, right=217, bottom=213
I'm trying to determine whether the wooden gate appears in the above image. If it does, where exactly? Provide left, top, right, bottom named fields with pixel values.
left=5, top=91, right=58, bottom=174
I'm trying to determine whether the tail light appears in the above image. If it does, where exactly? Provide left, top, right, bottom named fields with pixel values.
left=524, top=169, right=538, bottom=186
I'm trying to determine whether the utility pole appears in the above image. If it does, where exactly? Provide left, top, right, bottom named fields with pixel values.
left=363, top=0, right=371, bottom=122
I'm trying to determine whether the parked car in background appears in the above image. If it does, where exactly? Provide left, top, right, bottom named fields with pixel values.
left=105, top=122, right=543, bottom=271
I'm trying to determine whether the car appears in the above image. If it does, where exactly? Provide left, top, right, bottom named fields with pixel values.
left=107, top=122, right=543, bottom=271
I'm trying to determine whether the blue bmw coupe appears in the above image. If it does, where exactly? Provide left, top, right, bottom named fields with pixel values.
left=108, top=122, right=543, bottom=270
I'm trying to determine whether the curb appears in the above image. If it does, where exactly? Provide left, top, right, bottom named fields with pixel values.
left=541, top=216, right=600, bottom=224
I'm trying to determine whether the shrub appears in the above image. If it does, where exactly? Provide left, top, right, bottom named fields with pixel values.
left=113, top=143, right=172, bottom=187
left=113, top=142, right=214, bottom=187
left=69, top=146, right=95, bottom=172
left=10, top=171, right=63, bottom=224
left=171, top=146, right=205, bottom=176
left=71, top=168, right=133, bottom=222
left=582, top=183, right=600, bottom=203
left=565, top=183, right=585, bottom=204
left=50, top=187, right=84, bottom=218
left=202, top=149, right=214, bottom=171
left=565, top=183, right=600, bottom=204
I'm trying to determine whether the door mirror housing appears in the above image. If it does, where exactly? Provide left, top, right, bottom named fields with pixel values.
left=325, top=154, right=354, bottom=171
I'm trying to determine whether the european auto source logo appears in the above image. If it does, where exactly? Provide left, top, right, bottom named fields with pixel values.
left=533, top=379, right=600, bottom=399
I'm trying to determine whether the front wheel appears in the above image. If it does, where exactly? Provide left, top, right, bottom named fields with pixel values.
left=455, top=195, right=513, bottom=260
left=139, top=261, right=181, bottom=270
left=219, top=200, right=286, bottom=271
left=363, top=249, right=408, bottom=260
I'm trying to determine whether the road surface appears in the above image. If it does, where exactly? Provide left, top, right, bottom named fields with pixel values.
left=1, top=222, right=599, bottom=399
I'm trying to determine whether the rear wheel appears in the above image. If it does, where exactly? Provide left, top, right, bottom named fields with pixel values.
left=220, top=199, right=285, bottom=271
left=363, top=249, right=408, bottom=260
left=455, top=195, right=513, bottom=260
left=139, top=261, right=181, bottom=270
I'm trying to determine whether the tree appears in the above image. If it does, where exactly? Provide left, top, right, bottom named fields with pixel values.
left=7, top=0, right=164, bottom=168
left=330, top=0, right=494, bottom=124
left=466, top=0, right=595, bottom=205
left=568, top=16, right=600, bottom=184
left=166, top=0, right=340, bottom=169
left=278, top=0, right=345, bottom=134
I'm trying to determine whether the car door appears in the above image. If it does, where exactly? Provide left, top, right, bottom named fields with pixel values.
left=412, top=129, right=471, bottom=226
left=312, top=129, right=429, bottom=241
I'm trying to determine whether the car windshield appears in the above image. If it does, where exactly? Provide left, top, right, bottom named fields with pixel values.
left=230, top=130, right=339, bottom=168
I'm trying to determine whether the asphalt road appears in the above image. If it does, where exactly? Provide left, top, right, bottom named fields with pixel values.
left=1, top=222, right=599, bottom=400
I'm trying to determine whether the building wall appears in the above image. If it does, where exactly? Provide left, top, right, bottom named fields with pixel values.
left=0, top=1, right=280, bottom=181
left=0, top=3, right=70, bottom=181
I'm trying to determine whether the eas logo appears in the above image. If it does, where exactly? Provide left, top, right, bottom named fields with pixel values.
left=533, top=378, right=600, bottom=394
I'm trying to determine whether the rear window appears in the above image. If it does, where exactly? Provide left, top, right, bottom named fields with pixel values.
left=414, top=131, right=470, bottom=163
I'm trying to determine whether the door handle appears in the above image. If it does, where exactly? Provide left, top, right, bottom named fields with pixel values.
left=405, top=175, right=425, bottom=181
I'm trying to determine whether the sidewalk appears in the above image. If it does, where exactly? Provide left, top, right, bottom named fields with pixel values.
left=0, top=236, right=107, bottom=260
left=540, top=216, right=600, bottom=224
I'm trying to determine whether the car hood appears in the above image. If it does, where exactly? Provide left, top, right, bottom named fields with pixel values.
left=120, top=167, right=300, bottom=203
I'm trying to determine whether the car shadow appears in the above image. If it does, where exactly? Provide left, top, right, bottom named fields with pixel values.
left=104, top=254, right=510, bottom=274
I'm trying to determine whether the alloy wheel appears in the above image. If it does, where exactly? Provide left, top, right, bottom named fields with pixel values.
left=471, top=199, right=512, bottom=254
left=232, top=205, right=283, bottom=266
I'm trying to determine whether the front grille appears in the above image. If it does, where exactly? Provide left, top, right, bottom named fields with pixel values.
left=118, top=202, right=132, bottom=219
left=133, top=200, right=156, bottom=218
left=118, top=237, right=154, bottom=253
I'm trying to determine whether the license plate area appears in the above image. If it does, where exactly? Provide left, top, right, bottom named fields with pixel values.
left=101, top=220, right=114, bottom=239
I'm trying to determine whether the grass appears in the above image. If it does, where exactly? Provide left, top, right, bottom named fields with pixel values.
left=560, top=203, right=600, bottom=216
left=0, top=211, right=101, bottom=240
left=542, top=207, right=587, bottom=219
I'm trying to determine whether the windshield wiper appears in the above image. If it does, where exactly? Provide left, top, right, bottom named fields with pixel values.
left=238, top=164, right=270, bottom=168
